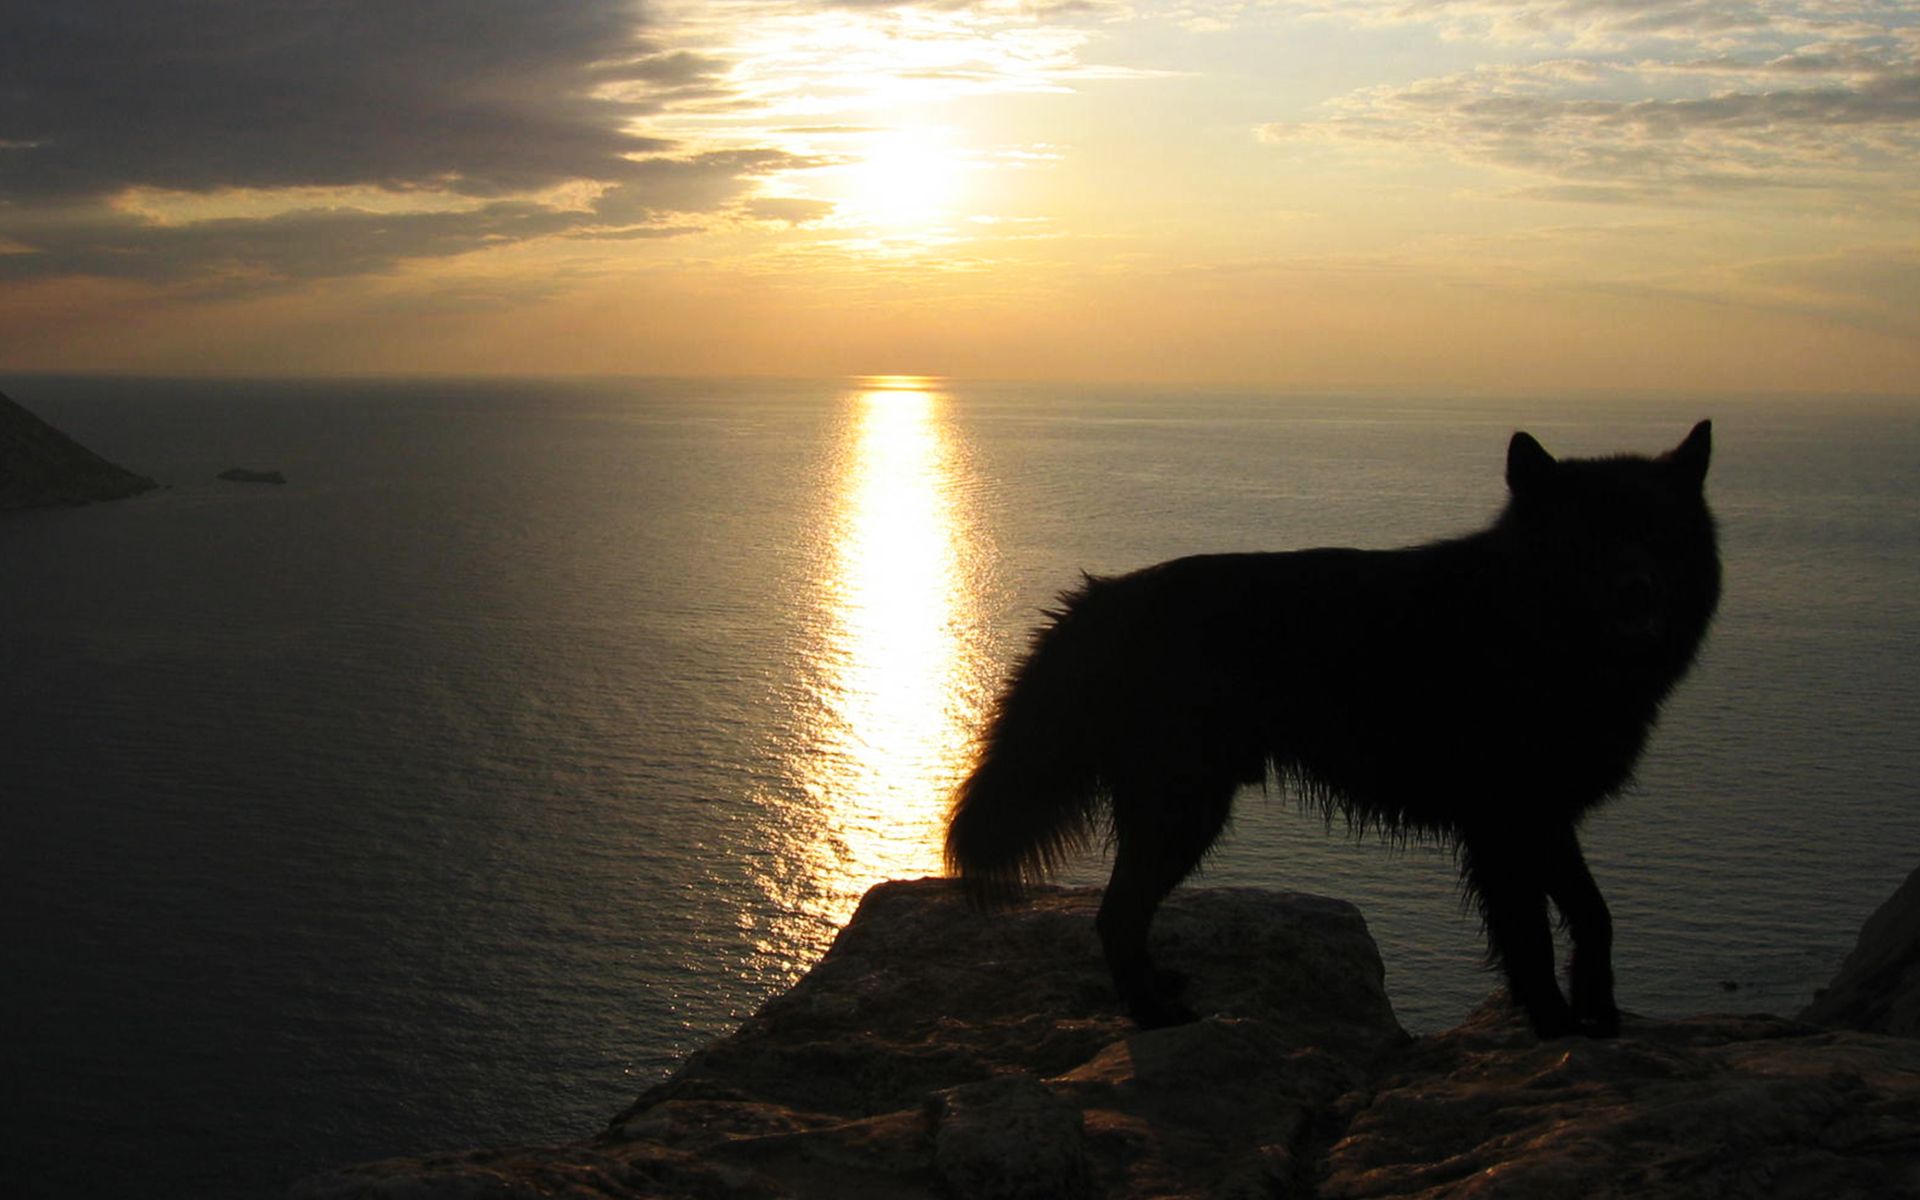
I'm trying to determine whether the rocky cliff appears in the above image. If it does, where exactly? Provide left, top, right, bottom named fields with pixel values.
left=293, top=878, right=1920, bottom=1200
left=0, top=386, right=156, bottom=510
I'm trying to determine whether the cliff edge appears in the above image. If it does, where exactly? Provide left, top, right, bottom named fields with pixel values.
left=0, top=386, right=156, bottom=510
left=293, top=878, right=1920, bottom=1199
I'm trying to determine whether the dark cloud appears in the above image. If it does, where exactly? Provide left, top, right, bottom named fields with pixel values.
left=0, top=3, right=827, bottom=285
left=600, top=149, right=814, bottom=218
left=617, top=49, right=733, bottom=91
left=1, top=0, right=676, bottom=203
left=0, top=201, right=583, bottom=287
left=0, top=151, right=813, bottom=287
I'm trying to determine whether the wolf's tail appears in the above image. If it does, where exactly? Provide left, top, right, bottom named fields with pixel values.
left=945, top=588, right=1108, bottom=907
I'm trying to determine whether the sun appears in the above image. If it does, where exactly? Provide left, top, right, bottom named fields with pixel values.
left=837, top=130, right=965, bottom=231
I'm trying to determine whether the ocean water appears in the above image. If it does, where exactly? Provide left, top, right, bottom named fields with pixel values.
left=3, top=375, right=1917, bottom=1197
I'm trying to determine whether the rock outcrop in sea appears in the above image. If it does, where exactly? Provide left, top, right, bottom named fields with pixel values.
left=292, top=876, right=1920, bottom=1200
left=0, top=386, right=156, bottom=510
left=1802, top=861, right=1920, bottom=1037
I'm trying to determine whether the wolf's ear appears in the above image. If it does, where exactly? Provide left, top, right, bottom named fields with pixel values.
left=1506, top=431, right=1556, bottom=491
left=1666, top=419, right=1711, bottom=489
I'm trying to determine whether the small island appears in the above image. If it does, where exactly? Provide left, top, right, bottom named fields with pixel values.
left=217, top=467, right=288, bottom=485
left=0, top=387, right=157, bottom=511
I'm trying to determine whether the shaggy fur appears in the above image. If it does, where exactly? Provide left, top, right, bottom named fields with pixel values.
left=945, top=422, right=1720, bottom=1038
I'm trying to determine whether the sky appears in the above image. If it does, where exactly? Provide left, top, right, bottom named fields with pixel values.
left=3, top=0, right=1918, bottom=391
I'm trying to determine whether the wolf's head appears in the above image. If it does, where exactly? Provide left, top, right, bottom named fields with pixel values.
left=1499, top=421, right=1721, bottom=673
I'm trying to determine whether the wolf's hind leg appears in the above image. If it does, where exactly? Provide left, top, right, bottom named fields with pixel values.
left=1541, top=828, right=1619, bottom=1037
left=1097, top=780, right=1235, bottom=1028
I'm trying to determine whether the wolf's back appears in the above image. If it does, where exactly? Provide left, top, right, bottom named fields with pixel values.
left=945, top=584, right=1111, bottom=906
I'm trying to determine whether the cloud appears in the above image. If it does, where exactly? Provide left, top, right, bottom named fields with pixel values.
left=0, top=152, right=812, bottom=288
left=1280, top=0, right=1810, bottom=50
left=1260, top=34, right=1920, bottom=204
left=0, top=1, right=686, bottom=203
left=0, top=201, right=582, bottom=287
left=0, top=2, right=842, bottom=284
left=745, top=196, right=840, bottom=225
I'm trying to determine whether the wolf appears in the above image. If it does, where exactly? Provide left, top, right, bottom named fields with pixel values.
left=945, top=422, right=1719, bottom=1038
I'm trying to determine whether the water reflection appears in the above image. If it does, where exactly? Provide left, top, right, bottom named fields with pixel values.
left=794, top=376, right=986, bottom=926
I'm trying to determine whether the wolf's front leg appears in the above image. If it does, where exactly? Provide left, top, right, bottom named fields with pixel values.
left=1541, top=828, right=1620, bottom=1037
left=1462, top=831, right=1578, bottom=1039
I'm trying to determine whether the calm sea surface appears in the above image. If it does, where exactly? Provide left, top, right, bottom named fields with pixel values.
left=4, top=376, right=1917, bottom=1197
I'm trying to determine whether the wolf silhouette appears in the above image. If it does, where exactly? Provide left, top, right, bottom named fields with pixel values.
left=946, top=423, right=1719, bottom=1038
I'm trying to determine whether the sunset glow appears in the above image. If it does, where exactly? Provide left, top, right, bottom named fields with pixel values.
left=4, top=2, right=1918, bottom=390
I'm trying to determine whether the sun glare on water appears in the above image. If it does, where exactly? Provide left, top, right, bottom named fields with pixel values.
left=790, top=377, right=988, bottom=924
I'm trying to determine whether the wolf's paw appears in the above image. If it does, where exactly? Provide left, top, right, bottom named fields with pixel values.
left=1128, top=994, right=1200, bottom=1029
left=1125, top=967, right=1199, bottom=1028
left=1152, top=967, right=1191, bottom=997
left=1521, top=994, right=1580, bottom=1040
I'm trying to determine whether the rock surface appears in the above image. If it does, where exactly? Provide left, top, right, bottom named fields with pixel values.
left=292, top=877, right=1920, bottom=1199
left=1326, top=1004, right=1920, bottom=1198
left=1801, top=862, right=1920, bottom=1037
left=0, top=386, right=156, bottom=510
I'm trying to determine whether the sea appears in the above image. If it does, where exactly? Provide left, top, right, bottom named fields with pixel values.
left=3, top=375, right=1917, bottom=1198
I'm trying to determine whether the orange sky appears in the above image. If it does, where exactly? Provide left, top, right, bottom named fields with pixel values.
left=4, top=2, right=1918, bottom=392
